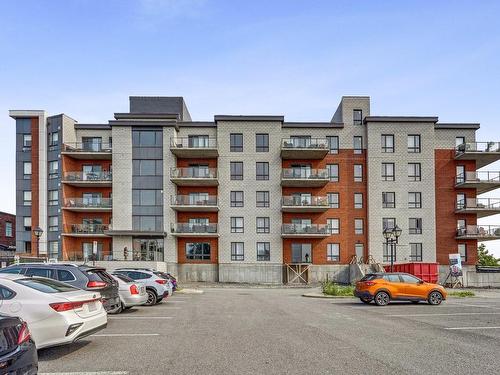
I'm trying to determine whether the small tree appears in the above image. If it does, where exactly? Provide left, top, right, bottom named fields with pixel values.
left=477, top=244, right=500, bottom=266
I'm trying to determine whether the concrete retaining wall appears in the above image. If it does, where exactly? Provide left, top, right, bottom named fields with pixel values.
left=309, top=265, right=350, bottom=284
left=219, top=263, right=283, bottom=284
left=439, top=265, right=500, bottom=287
left=177, top=264, right=219, bottom=282
left=94, top=261, right=167, bottom=272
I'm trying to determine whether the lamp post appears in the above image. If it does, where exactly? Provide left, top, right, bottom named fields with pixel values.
left=383, top=225, right=402, bottom=272
left=33, top=226, right=43, bottom=258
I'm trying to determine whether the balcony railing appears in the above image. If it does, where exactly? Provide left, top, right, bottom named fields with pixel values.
left=63, top=142, right=112, bottom=152
left=456, top=198, right=500, bottom=210
left=65, top=224, right=110, bottom=234
left=456, top=142, right=500, bottom=154
left=170, top=168, right=217, bottom=179
left=282, top=196, right=328, bottom=207
left=63, top=171, right=112, bottom=182
left=281, top=138, right=328, bottom=149
left=282, top=223, right=329, bottom=235
left=281, top=168, right=329, bottom=179
left=170, top=137, right=217, bottom=149
left=65, top=251, right=113, bottom=262
left=171, top=223, right=218, bottom=234
left=171, top=195, right=218, bottom=206
left=456, top=171, right=500, bottom=184
left=64, top=198, right=112, bottom=209
left=456, top=225, right=500, bottom=239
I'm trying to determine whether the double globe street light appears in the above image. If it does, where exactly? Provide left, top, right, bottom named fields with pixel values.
left=383, top=225, right=402, bottom=272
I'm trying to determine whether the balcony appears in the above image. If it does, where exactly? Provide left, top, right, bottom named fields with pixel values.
left=170, top=168, right=218, bottom=186
left=281, top=196, right=329, bottom=213
left=62, top=224, right=110, bottom=237
left=170, top=223, right=219, bottom=237
left=63, top=198, right=112, bottom=212
left=455, top=171, right=500, bottom=193
left=456, top=198, right=500, bottom=218
left=170, top=195, right=218, bottom=212
left=281, top=223, right=330, bottom=238
left=456, top=225, right=500, bottom=241
left=281, top=138, right=329, bottom=159
left=62, top=171, right=112, bottom=187
left=62, top=142, right=112, bottom=160
left=281, top=168, right=329, bottom=187
left=170, top=137, right=218, bottom=158
left=455, top=142, right=500, bottom=168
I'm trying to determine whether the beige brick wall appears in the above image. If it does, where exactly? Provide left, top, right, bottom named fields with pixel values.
left=111, top=126, right=132, bottom=230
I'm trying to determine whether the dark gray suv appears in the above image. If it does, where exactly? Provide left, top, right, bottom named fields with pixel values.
left=0, top=264, right=120, bottom=313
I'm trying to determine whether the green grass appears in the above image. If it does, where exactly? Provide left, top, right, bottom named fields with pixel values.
left=321, top=281, right=355, bottom=297
left=448, top=291, right=475, bottom=298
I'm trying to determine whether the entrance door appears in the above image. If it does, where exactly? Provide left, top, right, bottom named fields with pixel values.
left=291, top=243, right=312, bottom=263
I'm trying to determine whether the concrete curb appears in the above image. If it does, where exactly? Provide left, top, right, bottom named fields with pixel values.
left=302, top=293, right=355, bottom=299
left=176, top=288, right=204, bottom=295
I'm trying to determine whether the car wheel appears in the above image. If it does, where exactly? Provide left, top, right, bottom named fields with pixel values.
left=374, top=291, right=390, bottom=306
left=360, top=297, right=372, bottom=304
left=428, top=291, right=443, bottom=305
left=145, top=290, right=158, bottom=306
left=156, top=297, right=163, bottom=304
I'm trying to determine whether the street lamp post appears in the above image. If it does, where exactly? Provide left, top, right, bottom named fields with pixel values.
left=383, top=225, right=402, bottom=272
left=33, top=226, right=43, bottom=258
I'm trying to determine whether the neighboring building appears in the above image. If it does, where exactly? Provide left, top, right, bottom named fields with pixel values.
left=9, top=96, right=500, bottom=283
left=0, top=211, right=15, bottom=250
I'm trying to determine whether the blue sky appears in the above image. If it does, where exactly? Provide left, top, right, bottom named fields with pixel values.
left=1, top=0, right=500, bottom=255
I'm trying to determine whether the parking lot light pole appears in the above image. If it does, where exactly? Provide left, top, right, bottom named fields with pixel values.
left=383, top=225, right=402, bottom=272
left=33, top=226, right=43, bottom=258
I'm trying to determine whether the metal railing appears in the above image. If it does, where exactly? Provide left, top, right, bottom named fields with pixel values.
left=170, top=137, right=217, bottom=149
left=282, top=223, right=329, bottom=235
left=65, top=251, right=114, bottom=262
left=65, top=224, right=110, bottom=234
left=281, top=138, right=328, bottom=149
left=171, top=223, right=218, bottom=234
left=456, top=142, right=500, bottom=154
left=63, top=142, right=112, bottom=152
left=456, top=198, right=500, bottom=210
left=456, top=225, right=500, bottom=238
left=282, top=196, right=328, bottom=207
left=63, top=171, right=112, bottom=182
left=456, top=171, right=500, bottom=184
left=171, top=195, right=218, bottom=206
left=170, top=167, right=217, bottom=179
left=281, top=168, right=329, bottom=179
left=64, top=198, right=112, bottom=208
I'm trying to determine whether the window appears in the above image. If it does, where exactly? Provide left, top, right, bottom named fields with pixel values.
left=408, top=192, right=422, bottom=208
left=383, top=218, right=396, bottom=230
left=327, top=136, right=339, bottom=154
left=456, top=193, right=466, bottom=209
left=133, top=190, right=162, bottom=206
left=231, top=242, right=244, bottom=261
left=230, top=133, right=243, bottom=152
left=186, top=242, right=211, bottom=260
left=327, top=218, right=340, bottom=234
left=383, top=274, right=400, bottom=282
left=24, top=242, right=31, bottom=252
left=409, top=218, right=422, bottom=234
left=353, top=136, right=363, bottom=154
left=5, top=222, right=12, bottom=237
left=408, top=134, right=421, bottom=153
left=57, top=269, right=75, bottom=282
left=381, top=134, right=394, bottom=153
left=133, top=216, right=162, bottom=232
left=328, top=193, right=339, bottom=208
left=256, top=134, right=269, bottom=152
left=290, top=136, right=311, bottom=148
left=355, top=243, right=364, bottom=259
left=257, top=242, right=270, bottom=261
left=230, top=162, right=243, bottom=180
left=49, top=132, right=59, bottom=147
left=381, top=163, right=395, bottom=181
left=383, top=243, right=396, bottom=262
left=327, top=243, right=340, bottom=262
left=382, top=192, right=395, bottom=208
left=132, top=131, right=162, bottom=147
left=23, top=162, right=32, bottom=178
left=48, top=216, right=58, bottom=231
left=256, top=191, right=270, bottom=207
left=327, top=164, right=339, bottom=182
left=291, top=243, right=312, bottom=263
left=23, top=217, right=31, bottom=231
left=48, top=161, right=59, bottom=178
left=354, top=219, right=364, bottom=235
left=49, top=241, right=59, bottom=259
left=23, top=191, right=32, bottom=206
left=48, top=190, right=58, bottom=206
left=230, top=191, right=244, bottom=207
left=409, top=243, right=423, bottom=262
left=133, top=160, right=162, bottom=176
left=23, top=134, right=31, bottom=149
left=231, top=217, right=244, bottom=233
left=256, top=217, right=270, bottom=233
left=0, top=286, right=15, bottom=300
left=458, top=244, right=467, bottom=262
left=354, top=193, right=363, bottom=209
left=354, top=164, right=363, bottom=182
left=456, top=165, right=465, bottom=184
left=187, top=135, right=209, bottom=148
left=353, top=109, right=362, bottom=125
left=400, top=274, right=420, bottom=283
left=256, top=162, right=269, bottom=180
left=456, top=137, right=465, bottom=147
left=408, top=163, right=421, bottom=181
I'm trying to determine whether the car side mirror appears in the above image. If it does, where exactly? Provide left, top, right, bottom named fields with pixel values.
left=418, top=280, right=424, bottom=284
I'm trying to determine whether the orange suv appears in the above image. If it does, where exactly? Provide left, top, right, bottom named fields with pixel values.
left=354, top=273, right=447, bottom=306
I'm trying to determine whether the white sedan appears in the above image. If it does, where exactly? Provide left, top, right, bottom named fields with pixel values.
left=0, top=274, right=107, bottom=349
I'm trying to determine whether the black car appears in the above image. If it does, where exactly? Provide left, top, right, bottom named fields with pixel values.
left=0, top=315, right=37, bottom=374
left=0, top=263, right=121, bottom=313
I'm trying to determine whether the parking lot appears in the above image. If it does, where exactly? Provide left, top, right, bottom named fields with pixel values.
left=38, top=287, right=500, bottom=374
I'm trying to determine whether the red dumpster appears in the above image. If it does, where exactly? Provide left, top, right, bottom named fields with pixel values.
left=383, top=263, right=439, bottom=283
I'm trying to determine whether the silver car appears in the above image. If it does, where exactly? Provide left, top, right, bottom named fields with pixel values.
left=111, top=274, right=148, bottom=310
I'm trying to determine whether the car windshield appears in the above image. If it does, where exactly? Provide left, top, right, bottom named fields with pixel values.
left=15, top=278, right=78, bottom=293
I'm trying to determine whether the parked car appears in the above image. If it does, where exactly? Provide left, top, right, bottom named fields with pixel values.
left=154, top=271, right=178, bottom=291
left=0, top=263, right=121, bottom=313
left=113, top=269, right=171, bottom=306
left=354, top=272, right=447, bottom=306
left=0, top=274, right=107, bottom=349
left=0, top=315, right=37, bottom=374
left=111, top=274, right=148, bottom=309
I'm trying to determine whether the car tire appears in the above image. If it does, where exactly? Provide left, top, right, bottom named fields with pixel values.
left=156, top=297, right=163, bottom=304
left=145, top=289, right=158, bottom=306
left=374, top=291, right=390, bottom=306
left=428, top=291, right=443, bottom=305
left=360, top=297, right=372, bottom=304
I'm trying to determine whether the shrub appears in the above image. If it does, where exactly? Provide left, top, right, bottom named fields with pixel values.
left=448, top=291, right=475, bottom=298
left=321, top=281, right=354, bottom=296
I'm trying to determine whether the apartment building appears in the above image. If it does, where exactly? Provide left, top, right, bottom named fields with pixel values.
left=10, top=96, right=500, bottom=283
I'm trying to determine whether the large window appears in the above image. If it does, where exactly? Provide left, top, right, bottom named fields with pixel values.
left=327, top=164, right=339, bottom=182
left=354, top=219, right=364, bottom=235
left=256, top=134, right=269, bottom=152
left=23, top=217, right=31, bottom=231
left=328, top=193, right=339, bottom=208
left=230, top=162, right=243, bottom=180
left=408, top=192, right=422, bottom=208
left=23, top=134, right=31, bottom=149
left=5, top=222, right=12, bottom=237
left=48, top=161, right=59, bottom=179
left=133, top=216, right=163, bottom=232
left=382, top=192, right=395, bottom=208
left=187, top=135, right=209, bottom=148
left=382, top=218, right=396, bottom=230
left=230, top=133, right=243, bottom=152
left=257, top=242, right=270, bottom=261
left=186, top=242, right=210, bottom=260
left=256, top=191, right=270, bottom=207
left=133, top=160, right=163, bottom=176
left=49, top=132, right=59, bottom=147
left=327, top=136, right=339, bottom=154
left=48, top=190, right=58, bottom=206
left=458, top=244, right=467, bottom=262
left=354, top=193, right=363, bottom=209
left=256, top=162, right=269, bottom=180
left=408, top=163, right=421, bottom=182
left=408, top=134, right=421, bottom=153
left=133, top=190, right=162, bottom=206
left=230, top=191, right=244, bottom=207
left=23, top=191, right=32, bottom=206
left=381, top=134, right=394, bottom=153
left=256, top=217, right=270, bottom=233
left=23, top=162, right=32, bottom=178
left=327, top=218, right=340, bottom=234
left=327, top=243, right=340, bottom=262
left=231, top=242, right=244, bottom=261
left=49, top=216, right=58, bottom=232
left=409, top=243, right=423, bottom=261
left=291, top=243, right=312, bottom=263
left=353, top=109, right=363, bottom=125
left=132, top=130, right=162, bottom=147
left=354, top=164, right=363, bottom=182
left=381, top=163, right=395, bottom=181
left=48, top=241, right=59, bottom=259
left=409, top=218, right=422, bottom=234
left=231, top=217, right=244, bottom=233
left=82, top=137, right=103, bottom=151
left=353, top=136, right=363, bottom=154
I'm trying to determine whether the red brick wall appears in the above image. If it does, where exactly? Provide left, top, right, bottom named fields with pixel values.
left=177, top=238, right=218, bottom=264
left=0, top=212, right=15, bottom=248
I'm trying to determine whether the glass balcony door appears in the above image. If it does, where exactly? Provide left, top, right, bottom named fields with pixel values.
left=82, top=137, right=103, bottom=152
left=189, top=193, right=209, bottom=205
left=290, top=136, right=311, bottom=148
left=188, top=135, right=209, bottom=148
left=290, top=164, right=312, bottom=178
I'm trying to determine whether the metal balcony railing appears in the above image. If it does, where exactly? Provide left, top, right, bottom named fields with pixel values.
left=282, top=196, right=328, bottom=207
left=170, top=137, right=217, bottom=149
left=171, top=223, right=218, bottom=234
left=456, top=142, right=500, bottom=155
left=64, top=198, right=112, bottom=208
left=65, top=224, right=110, bottom=234
left=63, top=142, right=112, bottom=152
left=456, top=225, right=500, bottom=238
left=456, top=198, right=500, bottom=210
left=170, top=167, right=217, bottom=179
left=281, top=138, right=328, bottom=149
left=282, top=223, right=329, bottom=235
left=456, top=171, right=500, bottom=184
left=65, top=251, right=113, bottom=261
left=171, top=195, right=218, bottom=206
left=63, top=171, right=112, bottom=182
left=281, top=168, right=329, bottom=179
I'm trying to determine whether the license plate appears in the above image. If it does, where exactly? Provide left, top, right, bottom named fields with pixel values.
left=87, top=302, right=97, bottom=312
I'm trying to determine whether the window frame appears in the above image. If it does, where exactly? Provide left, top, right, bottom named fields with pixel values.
left=326, top=136, right=339, bottom=154
left=409, top=218, right=423, bottom=234
left=231, top=242, right=244, bottom=261
left=354, top=164, right=363, bottom=182
left=353, top=136, right=363, bottom=154
left=327, top=193, right=339, bottom=208
left=408, top=192, right=422, bottom=209
left=354, top=218, right=364, bottom=235
left=327, top=243, right=340, bottom=262
left=230, top=217, right=244, bottom=233
left=230, top=191, right=244, bottom=207
left=354, top=193, right=363, bottom=209
left=381, top=163, right=395, bottom=181
left=256, top=217, right=270, bottom=233
left=256, top=191, right=270, bottom=207
left=255, top=133, right=269, bottom=152
left=382, top=192, right=396, bottom=208
left=408, top=134, right=421, bottom=153
left=230, top=161, right=244, bottom=180
left=408, top=163, right=421, bottom=182
left=409, top=243, right=423, bottom=262
left=257, top=242, right=270, bottom=261
left=256, top=162, right=269, bottom=180
left=327, top=164, right=339, bottom=182
left=381, top=134, right=394, bottom=153
left=230, top=133, right=243, bottom=152
left=353, top=109, right=363, bottom=125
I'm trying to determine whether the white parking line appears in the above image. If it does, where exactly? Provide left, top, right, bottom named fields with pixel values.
left=445, top=326, right=500, bottom=330
left=388, top=312, right=500, bottom=317
left=109, top=316, right=173, bottom=320
left=40, top=372, right=128, bottom=375
left=167, top=300, right=185, bottom=303
left=92, top=333, right=160, bottom=337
